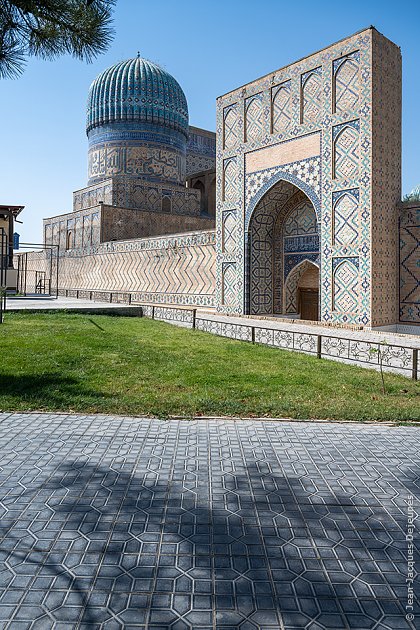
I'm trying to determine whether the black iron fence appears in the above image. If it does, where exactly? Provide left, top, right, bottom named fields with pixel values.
left=15, top=244, right=59, bottom=298
left=33, top=288, right=420, bottom=380
left=144, top=304, right=419, bottom=380
left=0, top=228, right=7, bottom=323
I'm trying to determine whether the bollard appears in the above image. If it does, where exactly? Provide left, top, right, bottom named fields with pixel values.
left=412, top=348, right=418, bottom=381
left=317, top=335, right=322, bottom=359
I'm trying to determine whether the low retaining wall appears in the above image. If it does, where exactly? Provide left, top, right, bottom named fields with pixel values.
left=17, top=229, right=217, bottom=307
left=142, top=305, right=419, bottom=380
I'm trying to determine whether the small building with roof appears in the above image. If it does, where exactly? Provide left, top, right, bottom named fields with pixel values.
left=1, top=204, right=24, bottom=290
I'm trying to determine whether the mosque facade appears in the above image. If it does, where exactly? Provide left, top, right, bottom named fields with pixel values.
left=18, top=27, right=420, bottom=333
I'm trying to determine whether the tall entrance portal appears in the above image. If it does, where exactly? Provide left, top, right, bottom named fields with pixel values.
left=216, top=28, right=402, bottom=327
left=246, top=180, right=320, bottom=320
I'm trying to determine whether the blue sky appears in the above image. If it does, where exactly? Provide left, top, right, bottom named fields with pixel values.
left=2, top=0, right=419, bottom=242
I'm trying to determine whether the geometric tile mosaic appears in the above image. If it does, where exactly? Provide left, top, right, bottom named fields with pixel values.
left=245, top=155, right=321, bottom=208
left=224, top=104, right=239, bottom=150
left=400, top=211, right=420, bottom=324
left=222, top=210, right=237, bottom=254
left=284, top=252, right=320, bottom=281
left=249, top=181, right=295, bottom=314
left=284, top=201, right=317, bottom=236
left=272, top=81, right=291, bottom=134
left=214, top=28, right=402, bottom=329
left=333, top=51, right=360, bottom=114
left=248, top=180, right=320, bottom=315
left=333, top=189, right=359, bottom=245
left=224, top=158, right=237, bottom=202
left=0, top=413, right=418, bottom=630
left=333, top=257, right=359, bottom=313
left=333, top=120, right=360, bottom=181
left=245, top=93, right=264, bottom=143
left=301, top=67, right=322, bottom=124
left=222, top=261, right=237, bottom=306
left=285, top=259, right=319, bottom=313
left=283, top=203, right=319, bottom=311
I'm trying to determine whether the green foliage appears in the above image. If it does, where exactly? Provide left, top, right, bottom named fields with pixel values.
left=0, top=313, right=419, bottom=421
left=0, top=0, right=115, bottom=78
left=403, top=185, right=420, bottom=202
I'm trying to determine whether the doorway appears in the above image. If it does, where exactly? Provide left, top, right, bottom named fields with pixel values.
left=297, top=263, right=319, bottom=321
left=299, top=289, right=319, bottom=321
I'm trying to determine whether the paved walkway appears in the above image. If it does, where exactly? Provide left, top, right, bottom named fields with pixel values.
left=0, top=414, right=418, bottom=629
left=5, top=296, right=142, bottom=316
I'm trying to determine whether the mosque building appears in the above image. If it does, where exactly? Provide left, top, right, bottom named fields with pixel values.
left=15, top=27, right=420, bottom=334
left=51, top=55, right=216, bottom=247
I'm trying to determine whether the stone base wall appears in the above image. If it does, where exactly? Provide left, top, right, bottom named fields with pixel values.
left=23, top=230, right=216, bottom=307
left=375, top=323, right=420, bottom=336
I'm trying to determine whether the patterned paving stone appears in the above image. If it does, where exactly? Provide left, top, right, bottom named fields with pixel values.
left=0, top=413, right=418, bottom=629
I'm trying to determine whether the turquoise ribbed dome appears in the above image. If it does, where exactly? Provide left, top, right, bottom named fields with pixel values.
left=86, top=57, right=189, bottom=137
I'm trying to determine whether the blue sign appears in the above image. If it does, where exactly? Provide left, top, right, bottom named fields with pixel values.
left=13, top=232, right=20, bottom=250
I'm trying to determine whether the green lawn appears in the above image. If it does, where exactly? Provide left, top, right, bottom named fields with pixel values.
left=0, top=312, right=419, bottom=421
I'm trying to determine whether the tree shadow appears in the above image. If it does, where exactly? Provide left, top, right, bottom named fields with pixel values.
left=0, top=373, right=111, bottom=408
left=1, top=450, right=418, bottom=629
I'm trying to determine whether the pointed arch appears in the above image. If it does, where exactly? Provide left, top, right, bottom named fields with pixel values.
left=301, top=71, right=322, bottom=124
left=245, top=94, right=264, bottom=143
left=284, top=259, right=319, bottom=314
left=245, top=168, right=321, bottom=233
left=334, top=58, right=359, bottom=114
left=271, top=82, right=291, bottom=134
left=246, top=178, right=320, bottom=316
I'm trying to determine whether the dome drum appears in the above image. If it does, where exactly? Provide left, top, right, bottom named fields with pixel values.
left=88, top=140, right=186, bottom=185
left=87, top=122, right=187, bottom=186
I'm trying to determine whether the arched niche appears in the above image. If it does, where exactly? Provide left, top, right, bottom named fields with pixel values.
left=246, top=179, right=320, bottom=317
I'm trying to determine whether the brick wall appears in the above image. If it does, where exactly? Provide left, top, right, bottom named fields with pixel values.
left=33, top=230, right=217, bottom=307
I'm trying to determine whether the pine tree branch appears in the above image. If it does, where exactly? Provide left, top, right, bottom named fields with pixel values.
left=0, top=0, right=115, bottom=78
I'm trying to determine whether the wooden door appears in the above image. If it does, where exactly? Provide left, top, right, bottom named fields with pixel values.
left=299, top=289, right=319, bottom=321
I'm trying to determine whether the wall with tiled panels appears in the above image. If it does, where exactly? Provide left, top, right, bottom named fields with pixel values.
left=215, top=27, right=403, bottom=328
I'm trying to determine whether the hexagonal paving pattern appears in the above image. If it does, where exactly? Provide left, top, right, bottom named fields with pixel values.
left=0, top=414, right=418, bottom=629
